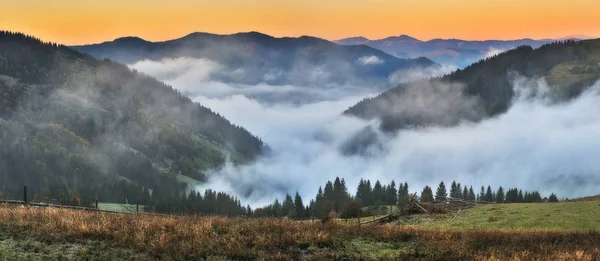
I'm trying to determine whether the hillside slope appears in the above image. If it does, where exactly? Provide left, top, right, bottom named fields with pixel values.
left=0, top=32, right=263, bottom=209
left=345, top=39, right=600, bottom=131
left=72, top=32, right=436, bottom=87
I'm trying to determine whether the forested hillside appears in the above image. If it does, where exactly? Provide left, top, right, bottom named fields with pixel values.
left=345, top=39, right=600, bottom=131
left=0, top=32, right=263, bottom=213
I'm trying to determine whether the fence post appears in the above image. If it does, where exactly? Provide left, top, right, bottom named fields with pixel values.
left=23, top=185, right=27, bottom=205
left=136, top=198, right=139, bottom=214
left=59, top=189, right=62, bottom=208
left=95, top=193, right=98, bottom=210
left=168, top=200, right=171, bottom=215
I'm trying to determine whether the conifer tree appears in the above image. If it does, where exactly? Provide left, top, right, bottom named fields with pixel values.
left=496, top=186, right=505, bottom=203
left=435, top=181, right=447, bottom=203
left=294, top=192, right=304, bottom=219
left=420, top=186, right=434, bottom=203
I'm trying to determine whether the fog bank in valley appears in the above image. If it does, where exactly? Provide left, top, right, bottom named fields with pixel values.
left=131, top=57, right=600, bottom=206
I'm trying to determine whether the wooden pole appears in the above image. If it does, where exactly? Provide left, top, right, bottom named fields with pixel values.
left=95, top=193, right=98, bottom=209
left=136, top=198, right=139, bottom=214
left=451, top=208, right=462, bottom=222
left=23, top=185, right=27, bottom=205
left=59, top=189, right=62, bottom=208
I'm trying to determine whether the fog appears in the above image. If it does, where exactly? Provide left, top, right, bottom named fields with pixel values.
left=131, top=57, right=600, bottom=206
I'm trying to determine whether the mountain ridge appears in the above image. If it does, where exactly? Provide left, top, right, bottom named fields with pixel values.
left=72, top=32, right=437, bottom=88
left=335, top=35, right=597, bottom=68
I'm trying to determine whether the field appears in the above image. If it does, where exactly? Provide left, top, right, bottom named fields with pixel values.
left=97, top=203, right=147, bottom=214
left=398, top=201, right=600, bottom=231
left=1, top=202, right=600, bottom=260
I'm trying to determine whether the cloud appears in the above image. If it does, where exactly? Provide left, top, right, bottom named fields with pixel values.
left=131, top=57, right=600, bottom=207
left=358, top=55, right=384, bottom=65
left=388, top=64, right=457, bottom=85
left=201, top=78, right=600, bottom=206
left=484, top=47, right=506, bottom=59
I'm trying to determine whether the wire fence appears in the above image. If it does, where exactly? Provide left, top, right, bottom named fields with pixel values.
left=0, top=185, right=170, bottom=217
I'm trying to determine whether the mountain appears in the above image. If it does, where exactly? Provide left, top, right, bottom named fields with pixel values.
left=335, top=35, right=575, bottom=68
left=0, top=32, right=263, bottom=210
left=557, top=35, right=596, bottom=41
left=72, top=32, right=436, bottom=87
left=344, top=39, right=600, bottom=131
left=334, top=36, right=370, bottom=45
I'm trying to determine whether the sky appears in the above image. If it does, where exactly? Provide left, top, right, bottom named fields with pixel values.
left=1, top=0, right=599, bottom=45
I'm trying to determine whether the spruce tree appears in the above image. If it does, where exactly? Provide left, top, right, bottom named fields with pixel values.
left=294, top=192, right=304, bottom=219
left=479, top=186, right=485, bottom=201
left=450, top=181, right=458, bottom=198
left=387, top=180, right=398, bottom=205
left=373, top=181, right=384, bottom=205
left=468, top=186, right=476, bottom=201
left=485, top=186, right=494, bottom=202
left=496, top=186, right=505, bottom=203
left=420, top=186, right=434, bottom=203
left=435, top=182, right=447, bottom=203
left=548, top=193, right=559, bottom=202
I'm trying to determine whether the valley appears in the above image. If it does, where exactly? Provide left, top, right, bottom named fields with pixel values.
left=1, top=3, right=600, bottom=256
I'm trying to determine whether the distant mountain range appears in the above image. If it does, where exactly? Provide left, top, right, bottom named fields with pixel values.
left=344, top=39, right=600, bottom=131
left=335, top=35, right=596, bottom=68
left=72, top=32, right=436, bottom=88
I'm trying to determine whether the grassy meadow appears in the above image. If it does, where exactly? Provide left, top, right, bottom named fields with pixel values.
left=400, top=201, right=600, bottom=231
left=1, top=202, right=600, bottom=260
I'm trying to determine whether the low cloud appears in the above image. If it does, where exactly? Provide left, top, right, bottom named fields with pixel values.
left=358, top=55, right=384, bottom=65
left=388, top=64, right=457, bottom=85
left=132, top=58, right=600, bottom=207
left=484, top=47, right=506, bottom=59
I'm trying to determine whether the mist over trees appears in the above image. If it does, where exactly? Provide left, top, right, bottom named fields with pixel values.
left=0, top=31, right=263, bottom=214
left=345, top=39, right=600, bottom=131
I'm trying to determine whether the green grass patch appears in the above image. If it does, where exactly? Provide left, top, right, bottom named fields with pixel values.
left=399, top=201, right=600, bottom=231
left=97, top=203, right=145, bottom=214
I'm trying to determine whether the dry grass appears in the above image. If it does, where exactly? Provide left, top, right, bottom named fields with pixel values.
left=0, top=205, right=599, bottom=260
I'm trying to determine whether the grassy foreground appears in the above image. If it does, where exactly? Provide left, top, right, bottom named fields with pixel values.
left=1, top=205, right=599, bottom=260
left=398, top=201, right=600, bottom=231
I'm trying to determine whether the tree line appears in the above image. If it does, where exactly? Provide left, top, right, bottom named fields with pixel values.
left=253, top=177, right=559, bottom=220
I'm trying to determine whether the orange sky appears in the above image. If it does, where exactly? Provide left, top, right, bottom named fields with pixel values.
left=1, top=0, right=599, bottom=45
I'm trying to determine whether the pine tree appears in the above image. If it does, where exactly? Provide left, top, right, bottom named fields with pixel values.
left=485, top=186, right=494, bottom=202
left=355, top=179, right=370, bottom=206
left=548, top=193, right=559, bottom=202
left=282, top=193, right=294, bottom=217
left=398, top=182, right=410, bottom=209
left=373, top=181, right=384, bottom=205
left=518, top=190, right=524, bottom=202
left=467, top=186, right=476, bottom=201
left=496, top=186, right=505, bottom=203
left=435, top=181, right=447, bottom=203
left=462, top=186, right=468, bottom=200
left=450, top=181, right=458, bottom=198
left=294, top=192, right=304, bottom=219
left=273, top=198, right=282, bottom=217
left=323, top=181, right=334, bottom=201
left=386, top=180, right=398, bottom=205
left=479, top=186, right=485, bottom=201
left=420, top=186, right=434, bottom=203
